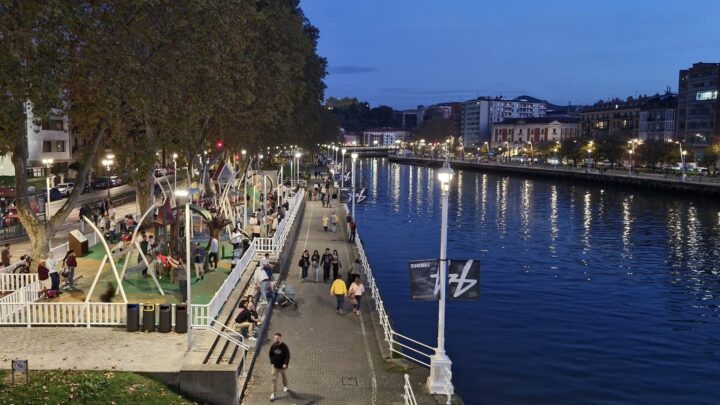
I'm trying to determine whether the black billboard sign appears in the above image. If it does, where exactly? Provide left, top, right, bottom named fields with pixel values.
left=408, top=259, right=439, bottom=301
left=448, top=260, right=480, bottom=300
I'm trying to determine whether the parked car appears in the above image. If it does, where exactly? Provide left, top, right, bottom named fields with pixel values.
left=56, top=182, right=75, bottom=196
left=109, top=176, right=123, bottom=187
left=93, top=178, right=111, bottom=189
left=48, top=188, right=63, bottom=201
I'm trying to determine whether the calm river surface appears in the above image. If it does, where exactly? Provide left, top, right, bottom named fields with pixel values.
left=352, top=158, right=720, bottom=405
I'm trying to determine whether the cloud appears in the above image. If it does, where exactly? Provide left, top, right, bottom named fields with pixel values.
left=329, top=65, right=379, bottom=74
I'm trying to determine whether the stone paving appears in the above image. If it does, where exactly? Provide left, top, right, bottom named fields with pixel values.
left=243, top=199, right=436, bottom=405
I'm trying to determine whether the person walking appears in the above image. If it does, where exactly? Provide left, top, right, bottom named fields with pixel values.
left=348, top=221, right=357, bottom=243
left=1, top=243, right=10, bottom=267
left=254, top=264, right=270, bottom=304
left=346, top=258, right=361, bottom=288
left=193, top=242, right=206, bottom=281
left=330, top=274, right=347, bottom=314
left=321, top=214, right=329, bottom=232
left=320, top=248, right=333, bottom=283
left=208, top=236, right=219, bottom=270
left=62, top=250, right=77, bottom=288
left=330, top=212, right=338, bottom=233
left=331, top=249, right=341, bottom=281
left=269, top=333, right=290, bottom=401
left=311, top=250, right=320, bottom=282
left=347, top=275, right=365, bottom=316
left=320, top=184, right=327, bottom=207
left=298, top=250, right=310, bottom=282
left=230, top=227, right=242, bottom=250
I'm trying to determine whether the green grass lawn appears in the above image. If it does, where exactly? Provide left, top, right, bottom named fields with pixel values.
left=0, top=369, right=194, bottom=404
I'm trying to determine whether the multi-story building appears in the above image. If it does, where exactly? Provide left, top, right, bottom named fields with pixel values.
left=677, top=62, right=720, bottom=152
left=580, top=97, right=645, bottom=139
left=362, top=128, right=410, bottom=146
left=462, top=96, right=547, bottom=147
left=0, top=103, right=72, bottom=178
left=490, top=117, right=580, bottom=151
left=639, top=93, right=677, bottom=141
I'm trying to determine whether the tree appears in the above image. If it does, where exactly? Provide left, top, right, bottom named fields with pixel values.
left=0, top=2, right=124, bottom=266
left=636, top=140, right=674, bottom=171
left=559, top=139, right=582, bottom=166
left=699, top=145, right=720, bottom=175
left=595, top=134, right=627, bottom=168
left=413, top=118, right=454, bottom=143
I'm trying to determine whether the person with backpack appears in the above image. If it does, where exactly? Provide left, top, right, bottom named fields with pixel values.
left=320, top=248, right=333, bottom=283
left=298, top=250, right=310, bottom=282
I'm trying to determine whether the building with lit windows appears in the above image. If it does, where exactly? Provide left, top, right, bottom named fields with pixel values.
left=462, top=96, right=547, bottom=147
left=490, top=117, right=580, bottom=150
left=580, top=97, right=644, bottom=139
left=676, top=62, right=720, bottom=152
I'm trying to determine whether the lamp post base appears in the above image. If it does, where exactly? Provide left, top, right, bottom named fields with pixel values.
left=427, top=353, right=453, bottom=395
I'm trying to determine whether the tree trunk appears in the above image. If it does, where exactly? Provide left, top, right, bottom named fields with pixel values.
left=134, top=170, right=155, bottom=224
left=28, top=224, right=50, bottom=270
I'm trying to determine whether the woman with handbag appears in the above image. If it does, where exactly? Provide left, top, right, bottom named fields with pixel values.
left=347, top=275, right=365, bottom=316
left=298, top=250, right=310, bottom=282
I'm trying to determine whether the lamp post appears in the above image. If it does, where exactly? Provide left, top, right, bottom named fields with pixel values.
left=294, top=152, right=302, bottom=183
left=341, top=148, right=346, bottom=189
left=676, top=141, right=687, bottom=181
left=351, top=152, right=358, bottom=220
left=42, top=158, right=54, bottom=247
left=102, top=154, right=114, bottom=199
left=242, top=149, right=247, bottom=227
left=586, top=141, right=594, bottom=173
left=174, top=189, right=192, bottom=349
left=428, top=158, right=454, bottom=395
left=172, top=153, right=178, bottom=194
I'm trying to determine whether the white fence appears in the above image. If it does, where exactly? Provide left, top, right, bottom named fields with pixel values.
left=0, top=273, right=39, bottom=293
left=403, top=374, right=418, bottom=405
left=0, top=231, right=99, bottom=275
left=343, top=203, right=437, bottom=368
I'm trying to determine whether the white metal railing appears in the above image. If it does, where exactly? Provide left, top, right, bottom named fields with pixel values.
left=192, top=316, right=250, bottom=351
left=343, top=203, right=436, bottom=368
left=0, top=273, right=38, bottom=292
left=0, top=230, right=100, bottom=275
left=0, top=281, right=43, bottom=324
left=403, top=374, right=418, bottom=405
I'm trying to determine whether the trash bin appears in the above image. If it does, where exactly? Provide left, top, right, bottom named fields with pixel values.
left=158, top=304, right=171, bottom=333
left=142, top=304, right=156, bottom=332
left=126, top=303, right=139, bottom=332
left=175, top=304, right=187, bottom=333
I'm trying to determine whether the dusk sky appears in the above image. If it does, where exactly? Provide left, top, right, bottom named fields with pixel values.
left=301, top=0, right=720, bottom=109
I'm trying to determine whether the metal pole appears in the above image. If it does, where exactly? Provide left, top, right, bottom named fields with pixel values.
left=46, top=176, right=52, bottom=249
left=341, top=151, right=345, bottom=189
left=263, top=176, right=267, bottom=219
left=680, top=144, right=686, bottom=181
left=351, top=156, right=356, bottom=219
left=185, top=201, right=192, bottom=348
left=174, top=159, right=177, bottom=194
left=438, top=186, right=448, bottom=356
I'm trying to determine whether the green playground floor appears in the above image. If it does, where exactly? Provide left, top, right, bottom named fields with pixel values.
left=52, top=240, right=241, bottom=305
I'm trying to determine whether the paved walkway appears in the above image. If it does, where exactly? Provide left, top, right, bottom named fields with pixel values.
left=243, top=200, right=433, bottom=405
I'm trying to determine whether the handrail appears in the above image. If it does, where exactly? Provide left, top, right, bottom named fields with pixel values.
left=193, top=316, right=250, bottom=351
left=403, top=374, right=418, bottom=405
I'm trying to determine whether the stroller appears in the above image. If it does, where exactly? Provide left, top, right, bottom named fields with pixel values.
left=274, top=281, right=298, bottom=309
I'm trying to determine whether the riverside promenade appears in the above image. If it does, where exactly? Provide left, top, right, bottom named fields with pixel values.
left=243, top=199, right=440, bottom=404
left=389, top=155, right=720, bottom=197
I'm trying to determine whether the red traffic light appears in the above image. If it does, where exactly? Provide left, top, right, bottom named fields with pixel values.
left=215, top=140, right=224, bottom=149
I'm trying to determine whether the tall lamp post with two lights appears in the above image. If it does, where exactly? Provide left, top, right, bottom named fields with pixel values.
left=102, top=154, right=114, bottom=199
left=351, top=152, right=358, bottom=220
left=428, top=158, right=454, bottom=395
left=174, top=189, right=192, bottom=349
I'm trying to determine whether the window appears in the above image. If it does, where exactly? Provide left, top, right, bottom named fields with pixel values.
left=696, top=90, right=718, bottom=101
left=42, top=141, right=52, bottom=152
left=56, top=141, right=65, bottom=152
left=42, top=118, right=64, bottom=131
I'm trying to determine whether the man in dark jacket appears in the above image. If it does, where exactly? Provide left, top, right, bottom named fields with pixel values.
left=269, top=333, right=290, bottom=401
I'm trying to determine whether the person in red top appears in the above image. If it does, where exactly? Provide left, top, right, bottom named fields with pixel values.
left=37, top=259, right=50, bottom=290
left=62, top=250, right=78, bottom=288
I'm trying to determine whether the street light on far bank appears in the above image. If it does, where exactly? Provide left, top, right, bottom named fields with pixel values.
left=428, top=158, right=454, bottom=395
left=102, top=154, right=114, bottom=199
left=294, top=152, right=302, bottom=183
left=351, top=152, right=359, bottom=220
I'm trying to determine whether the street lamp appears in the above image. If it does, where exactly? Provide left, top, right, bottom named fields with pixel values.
left=102, top=154, right=114, bottom=199
left=586, top=141, right=594, bottom=173
left=341, top=148, right=346, bottom=189
left=172, top=153, right=178, bottom=195
left=428, top=158, right=454, bottom=395
left=41, top=158, right=54, bottom=246
left=241, top=150, right=248, bottom=226
left=351, top=152, right=358, bottom=220
left=174, top=189, right=192, bottom=349
left=294, top=152, right=302, bottom=183
left=675, top=141, right=687, bottom=181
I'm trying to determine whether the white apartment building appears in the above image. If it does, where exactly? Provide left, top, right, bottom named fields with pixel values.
left=0, top=103, right=72, bottom=177
left=462, top=96, right=547, bottom=147
left=362, top=128, right=410, bottom=146
left=490, top=117, right=580, bottom=152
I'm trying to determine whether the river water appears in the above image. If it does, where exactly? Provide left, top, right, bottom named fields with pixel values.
left=351, top=158, right=720, bottom=404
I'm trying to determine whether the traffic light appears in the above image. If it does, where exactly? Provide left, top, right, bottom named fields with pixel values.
left=215, top=140, right=224, bottom=149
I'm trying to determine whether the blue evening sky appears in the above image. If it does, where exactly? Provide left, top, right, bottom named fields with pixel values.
left=301, top=0, right=720, bottom=109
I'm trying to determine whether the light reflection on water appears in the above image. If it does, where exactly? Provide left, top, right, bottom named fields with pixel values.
left=354, top=158, right=720, bottom=404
